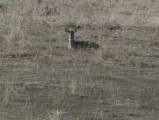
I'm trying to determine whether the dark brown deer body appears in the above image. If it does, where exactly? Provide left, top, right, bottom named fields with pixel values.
left=65, top=28, right=100, bottom=49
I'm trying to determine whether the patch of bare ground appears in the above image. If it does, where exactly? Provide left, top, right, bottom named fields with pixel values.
left=0, top=0, right=159, bottom=120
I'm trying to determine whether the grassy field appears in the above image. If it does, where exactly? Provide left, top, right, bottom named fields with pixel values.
left=0, top=0, right=159, bottom=119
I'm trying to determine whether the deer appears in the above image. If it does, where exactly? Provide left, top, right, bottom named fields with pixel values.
left=65, top=28, right=100, bottom=50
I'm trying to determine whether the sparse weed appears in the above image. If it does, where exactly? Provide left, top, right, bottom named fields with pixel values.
left=0, top=0, right=158, bottom=119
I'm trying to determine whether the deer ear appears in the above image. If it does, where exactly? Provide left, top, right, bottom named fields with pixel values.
left=65, top=28, right=69, bottom=33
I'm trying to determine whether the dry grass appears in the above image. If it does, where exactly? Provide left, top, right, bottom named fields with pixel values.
left=0, top=0, right=159, bottom=120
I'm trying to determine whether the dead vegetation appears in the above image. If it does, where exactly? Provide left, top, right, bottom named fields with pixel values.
left=0, top=0, right=159, bottom=120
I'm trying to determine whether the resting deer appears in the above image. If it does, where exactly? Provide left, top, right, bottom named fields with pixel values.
left=65, top=28, right=100, bottom=50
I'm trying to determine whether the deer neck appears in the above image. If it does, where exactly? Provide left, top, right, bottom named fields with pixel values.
left=68, top=33, right=74, bottom=49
